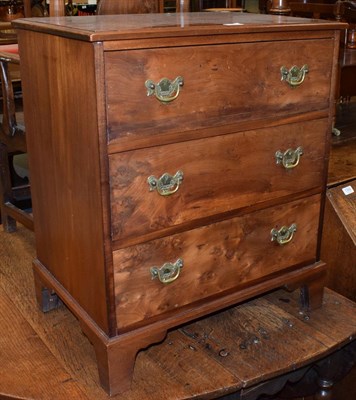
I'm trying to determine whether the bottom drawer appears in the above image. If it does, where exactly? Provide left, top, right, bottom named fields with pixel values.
left=113, top=194, right=321, bottom=330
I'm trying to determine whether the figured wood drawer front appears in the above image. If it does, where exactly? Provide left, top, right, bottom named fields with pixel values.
left=113, top=194, right=321, bottom=330
left=105, top=39, right=333, bottom=146
left=109, top=119, right=327, bottom=242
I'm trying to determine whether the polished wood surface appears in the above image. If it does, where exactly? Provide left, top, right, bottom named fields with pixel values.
left=14, top=14, right=344, bottom=395
left=13, top=13, right=346, bottom=41
left=321, top=180, right=356, bottom=302
left=322, top=98, right=356, bottom=305
left=105, top=41, right=333, bottom=150
left=328, top=138, right=356, bottom=185
left=325, top=180, right=356, bottom=244
left=17, top=31, right=110, bottom=334
left=262, top=1, right=354, bottom=101
left=113, top=195, right=321, bottom=330
left=109, top=120, right=328, bottom=245
left=0, top=226, right=355, bottom=400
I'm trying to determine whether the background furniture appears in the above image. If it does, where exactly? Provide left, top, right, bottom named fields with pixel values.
left=66, top=0, right=193, bottom=16
left=339, top=48, right=356, bottom=102
left=339, top=2, right=356, bottom=102
left=0, top=21, right=18, bottom=44
left=97, top=0, right=159, bottom=15
left=0, top=225, right=355, bottom=399
left=199, top=0, right=242, bottom=9
left=0, top=0, right=71, bottom=231
left=0, top=51, right=33, bottom=232
left=321, top=180, right=356, bottom=303
left=0, top=0, right=66, bottom=17
left=97, top=0, right=190, bottom=15
left=343, top=0, right=356, bottom=47
left=328, top=102, right=356, bottom=185
left=15, top=12, right=344, bottom=396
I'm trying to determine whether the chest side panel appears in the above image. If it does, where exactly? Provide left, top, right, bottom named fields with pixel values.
left=17, top=30, right=111, bottom=333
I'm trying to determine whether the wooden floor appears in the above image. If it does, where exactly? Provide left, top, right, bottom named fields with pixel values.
left=0, top=226, right=355, bottom=400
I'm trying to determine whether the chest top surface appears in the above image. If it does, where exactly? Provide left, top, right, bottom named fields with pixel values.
left=13, top=12, right=346, bottom=42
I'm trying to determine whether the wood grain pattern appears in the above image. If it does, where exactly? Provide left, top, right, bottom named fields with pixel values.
left=105, top=39, right=334, bottom=147
left=17, top=30, right=111, bottom=334
left=321, top=181, right=356, bottom=301
left=265, top=289, right=356, bottom=345
left=327, top=139, right=356, bottom=186
left=97, top=0, right=159, bottom=14
left=109, top=119, right=328, bottom=243
left=113, top=194, right=321, bottom=329
left=326, top=180, right=356, bottom=244
left=12, top=14, right=346, bottom=44
left=13, top=13, right=343, bottom=395
left=0, top=227, right=355, bottom=400
left=0, top=287, right=88, bottom=399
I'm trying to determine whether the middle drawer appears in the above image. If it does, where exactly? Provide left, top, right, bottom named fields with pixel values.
left=109, top=118, right=328, bottom=242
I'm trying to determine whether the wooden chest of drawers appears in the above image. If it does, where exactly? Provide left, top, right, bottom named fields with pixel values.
left=14, top=12, right=345, bottom=396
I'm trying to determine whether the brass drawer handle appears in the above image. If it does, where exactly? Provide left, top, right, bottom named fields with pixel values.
left=150, top=259, right=184, bottom=284
left=280, top=65, right=309, bottom=87
left=271, top=224, right=297, bottom=245
left=275, top=147, right=303, bottom=169
left=148, top=170, right=184, bottom=196
left=145, top=76, right=184, bottom=103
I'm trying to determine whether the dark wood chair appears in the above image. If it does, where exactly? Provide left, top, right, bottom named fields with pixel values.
left=199, top=0, right=245, bottom=11
left=0, top=51, right=33, bottom=232
left=339, top=2, right=356, bottom=103
left=97, top=0, right=190, bottom=15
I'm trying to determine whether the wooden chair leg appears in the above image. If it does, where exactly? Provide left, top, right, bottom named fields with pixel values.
left=0, top=143, right=17, bottom=232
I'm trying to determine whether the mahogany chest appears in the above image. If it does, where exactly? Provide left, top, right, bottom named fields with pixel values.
left=14, top=12, right=344, bottom=395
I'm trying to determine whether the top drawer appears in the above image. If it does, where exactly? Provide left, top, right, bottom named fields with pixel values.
left=105, top=38, right=334, bottom=148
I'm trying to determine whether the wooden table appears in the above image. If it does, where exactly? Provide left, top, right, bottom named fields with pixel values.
left=0, top=226, right=355, bottom=399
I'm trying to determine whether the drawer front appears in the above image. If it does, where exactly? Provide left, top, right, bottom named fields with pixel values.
left=113, top=194, right=321, bottom=330
left=109, top=119, right=327, bottom=242
left=105, top=39, right=334, bottom=146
